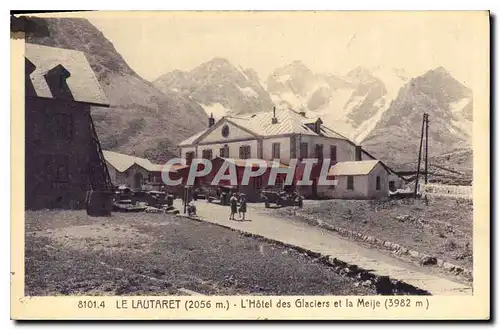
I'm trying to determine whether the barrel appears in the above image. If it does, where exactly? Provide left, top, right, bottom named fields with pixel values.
left=86, top=190, right=114, bottom=216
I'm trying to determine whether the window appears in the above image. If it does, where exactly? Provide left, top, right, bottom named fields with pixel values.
left=221, top=125, right=230, bottom=138
left=355, top=146, right=362, bottom=161
left=185, top=151, right=195, bottom=165
left=53, top=155, right=69, bottom=182
left=239, top=145, right=251, bottom=159
left=219, top=145, right=229, bottom=158
left=315, top=144, right=324, bottom=160
left=47, top=113, right=73, bottom=141
left=376, top=176, right=381, bottom=190
left=272, top=142, right=281, bottom=159
left=347, top=176, right=354, bottom=190
left=330, top=146, right=337, bottom=163
left=202, top=149, right=213, bottom=160
left=300, top=142, right=308, bottom=159
left=290, top=136, right=296, bottom=159
left=389, top=181, right=396, bottom=192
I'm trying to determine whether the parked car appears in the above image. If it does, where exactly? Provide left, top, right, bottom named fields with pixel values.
left=145, top=190, right=167, bottom=208
left=207, top=185, right=238, bottom=205
left=260, top=188, right=303, bottom=208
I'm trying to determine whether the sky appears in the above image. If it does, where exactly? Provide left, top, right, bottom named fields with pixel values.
left=82, top=11, right=487, bottom=87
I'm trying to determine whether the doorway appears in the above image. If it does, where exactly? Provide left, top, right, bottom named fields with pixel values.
left=134, top=172, right=143, bottom=190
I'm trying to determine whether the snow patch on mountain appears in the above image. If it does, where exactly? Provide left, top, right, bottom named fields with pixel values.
left=200, top=103, right=233, bottom=119
left=237, top=85, right=259, bottom=98
left=449, top=97, right=473, bottom=139
left=450, top=98, right=471, bottom=115
left=276, top=74, right=292, bottom=84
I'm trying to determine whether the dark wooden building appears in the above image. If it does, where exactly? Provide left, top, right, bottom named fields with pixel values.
left=25, top=43, right=112, bottom=210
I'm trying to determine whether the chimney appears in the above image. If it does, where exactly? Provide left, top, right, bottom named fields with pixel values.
left=208, top=113, right=215, bottom=127
left=315, top=118, right=323, bottom=134
left=43, top=64, right=73, bottom=100
left=271, top=106, right=278, bottom=124
left=355, top=146, right=362, bottom=161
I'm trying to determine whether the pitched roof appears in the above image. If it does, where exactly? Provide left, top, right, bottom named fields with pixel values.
left=103, top=150, right=158, bottom=173
left=328, top=160, right=381, bottom=176
left=179, top=108, right=352, bottom=146
left=178, top=129, right=209, bottom=146
left=320, top=125, right=352, bottom=141
left=227, top=109, right=316, bottom=136
left=25, top=43, right=109, bottom=106
left=218, top=157, right=289, bottom=168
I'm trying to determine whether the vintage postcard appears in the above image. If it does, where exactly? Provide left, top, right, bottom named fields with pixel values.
left=11, top=10, right=490, bottom=320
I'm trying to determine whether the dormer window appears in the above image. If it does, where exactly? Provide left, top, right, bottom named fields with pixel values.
left=304, top=118, right=323, bottom=134
left=43, top=64, right=73, bottom=100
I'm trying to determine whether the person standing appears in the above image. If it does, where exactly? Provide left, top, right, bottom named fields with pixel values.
left=238, top=194, right=247, bottom=221
left=229, top=193, right=238, bottom=220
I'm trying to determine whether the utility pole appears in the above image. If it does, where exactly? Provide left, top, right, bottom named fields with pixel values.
left=414, top=113, right=426, bottom=198
left=424, top=114, right=429, bottom=184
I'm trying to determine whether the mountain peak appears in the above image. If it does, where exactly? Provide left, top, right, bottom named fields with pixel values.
left=205, top=57, right=233, bottom=67
left=345, top=66, right=377, bottom=83
left=433, top=66, right=449, bottom=74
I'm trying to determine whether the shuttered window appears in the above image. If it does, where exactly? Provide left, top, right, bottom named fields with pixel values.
left=347, top=176, right=354, bottom=190
left=376, top=176, right=381, bottom=190
left=272, top=143, right=280, bottom=159
left=330, top=145, right=337, bottom=163
left=239, top=145, right=251, bottom=159
left=185, top=151, right=195, bottom=165
left=219, top=145, right=229, bottom=158
left=315, top=144, right=324, bottom=159
left=300, top=143, right=308, bottom=159
left=290, top=136, right=296, bottom=159
left=202, top=149, right=213, bottom=160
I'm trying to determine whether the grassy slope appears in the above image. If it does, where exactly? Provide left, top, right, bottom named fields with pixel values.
left=25, top=210, right=374, bottom=296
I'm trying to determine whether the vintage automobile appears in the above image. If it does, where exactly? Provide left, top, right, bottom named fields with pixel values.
left=145, top=190, right=167, bottom=208
left=207, top=185, right=238, bottom=205
left=260, top=188, right=303, bottom=208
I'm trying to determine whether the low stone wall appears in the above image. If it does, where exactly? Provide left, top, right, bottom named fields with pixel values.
left=421, top=184, right=473, bottom=200
left=295, top=214, right=472, bottom=279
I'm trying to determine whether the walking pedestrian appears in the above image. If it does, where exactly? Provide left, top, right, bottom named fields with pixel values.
left=229, top=193, right=238, bottom=220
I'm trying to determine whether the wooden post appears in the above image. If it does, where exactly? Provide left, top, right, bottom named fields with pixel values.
left=424, top=114, right=429, bottom=184
left=414, top=113, right=426, bottom=198
left=183, top=186, right=188, bottom=214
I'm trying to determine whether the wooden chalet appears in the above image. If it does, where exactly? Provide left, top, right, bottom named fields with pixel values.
left=25, top=43, right=112, bottom=210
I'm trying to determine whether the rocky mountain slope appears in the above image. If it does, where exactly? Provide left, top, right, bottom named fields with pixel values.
left=361, top=67, right=473, bottom=167
left=266, top=62, right=472, bottom=173
left=25, top=17, right=208, bottom=162
left=153, top=58, right=274, bottom=117
left=267, top=61, right=411, bottom=142
left=24, top=16, right=473, bottom=175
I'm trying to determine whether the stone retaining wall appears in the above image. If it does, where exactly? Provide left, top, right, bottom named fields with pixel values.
left=296, top=214, right=472, bottom=279
left=421, top=184, right=473, bottom=200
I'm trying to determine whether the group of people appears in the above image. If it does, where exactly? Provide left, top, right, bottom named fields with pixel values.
left=185, top=190, right=248, bottom=220
left=229, top=193, right=247, bottom=221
